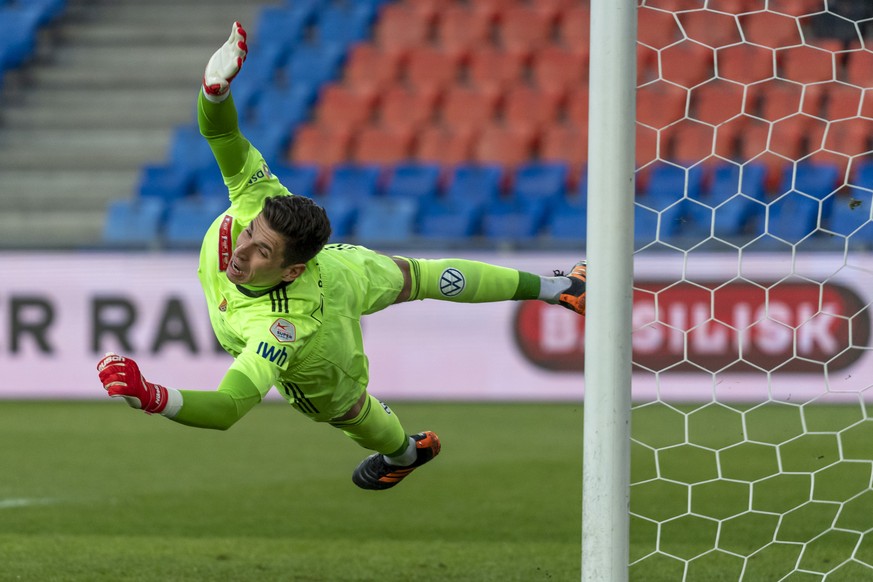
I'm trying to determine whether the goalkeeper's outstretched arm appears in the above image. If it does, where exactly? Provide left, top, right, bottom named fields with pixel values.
left=96, top=354, right=263, bottom=431
left=198, top=21, right=250, bottom=180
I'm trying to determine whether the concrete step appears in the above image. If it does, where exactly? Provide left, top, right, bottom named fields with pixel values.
left=0, top=170, right=136, bottom=212
left=2, top=89, right=195, bottom=129
left=0, top=210, right=106, bottom=249
left=0, top=129, right=169, bottom=170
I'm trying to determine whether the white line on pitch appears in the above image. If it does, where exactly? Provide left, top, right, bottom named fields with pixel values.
left=0, top=498, right=58, bottom=509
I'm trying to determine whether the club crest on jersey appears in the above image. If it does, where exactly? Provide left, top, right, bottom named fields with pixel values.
left=247, top=163, right=273, bottom=186
left=270, top=318, right=296, bottom=343
left=439, top=268, right=465, bottom=297
left=218, top=297, right=227, bottom=312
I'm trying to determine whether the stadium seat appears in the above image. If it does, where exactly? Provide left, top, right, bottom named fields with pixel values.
left=341, top=43, right=403, bottom=92
left=377, top=84, right=440, bottom=133
left=637, top=6, right=681, bottom=50
left=511, top=162, right=569, bottom=210
left=558, top=6, right=590, bottom=48
left=313, top=85, right=378, bottom=132
left=253, top=6, right=311, bottom=55
left=0, top=5, right=42, bottom=71
left=384, top=162, right=442, bottom=200
left=531, top=45, right=587, bottom=92
left=715, top=44, right=775, bottom=85
left=136, top=163, right=192, bottom=202
left=417, top=196, right=481, bottom=238
left=677, top=9, right=742, bottom=48
left=102, top=197, right=165, bottom=247
left=192, top=166, right=227, bottom=200
left=825, top=83, right=867, bottom=120
left=846, top=49, right=873, bottom=88
left=481, top=196, right=546, bottom=240
left=288, top=124, right=353, bottom=169
left=497, top=5, right=553, bottom=54
left=779, top=45, right=836, bottom=85
left=643, top=162, right=706, bottom=202
left=502, top=85, right=565, bottom=134
left=320, top=195, right=358, bottom=239
left=403, top=46, right=464, bottom=93
left=658, top=41, right=714, bottom=88
left=440, top=85, right=501, bottom=132
left=467, top=47, right=527, bottom=91
left=764, top=191, right=822, bottom=244
left=315, top=3, right=375, bottom=45
left=473, top=125, right=536, bottom=168
left=238, top=121, right=291, bottom=167
left=250, top=84, right=315, bottom=137
left=565, top=86, right=589, bottom=128
left=826, top=187, right=873, bottom=241
left=445, top=163, right=505, bottom=208
left=707, top=162, right=769, bottom=238
left=546, top=193, right=587, bottom=242
left=324, top=163, right=382, bottom=200
left=435, top=5, right=493, bottom=54
left=691, top=79, right=745, bottom=127
left=663, top=120, right=715, bottom=166
left=167, top=124, right=216, bottom=177
left=756, top=79, right=805, bottom=123
left=285, top=40, right=346, bottom=88
left=413, top=125, right=476, bottom=166
left=540, top=124, right=588, bottom=169
left=354, top=197, right=418, bottom=243
left=781, top=161, right=841, bottom=201
left=738, top=11, right=802, bottom=49
left=373, top=4, right=430, bottom=54
left=637, top=81, right=687, bottom=130
left=350, top=126, right=414, bottom=165
left=271, top=163, right=321, bottom=198
left=164, top=197, right=228, bottom=248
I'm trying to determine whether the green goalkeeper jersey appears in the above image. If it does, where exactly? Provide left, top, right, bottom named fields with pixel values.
left=195, top=92, right=402, bottom=422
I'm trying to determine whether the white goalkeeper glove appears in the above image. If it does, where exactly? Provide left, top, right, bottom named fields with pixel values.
left=202, top=21, right=248, bottom=102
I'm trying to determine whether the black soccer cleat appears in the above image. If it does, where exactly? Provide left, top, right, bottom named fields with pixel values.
left=557, top=260, right=587, bottom=315
left=352, top=431, right=441, bottom=490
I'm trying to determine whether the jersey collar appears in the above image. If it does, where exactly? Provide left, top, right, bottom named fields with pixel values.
left=235, top=280, right=291, bottom=298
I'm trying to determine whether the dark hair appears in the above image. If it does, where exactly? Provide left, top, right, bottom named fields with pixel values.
left=261, top=196, right=332, bottom=266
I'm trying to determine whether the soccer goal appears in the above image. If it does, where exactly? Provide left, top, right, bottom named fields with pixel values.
left=584, top=0, right=873, bottom=580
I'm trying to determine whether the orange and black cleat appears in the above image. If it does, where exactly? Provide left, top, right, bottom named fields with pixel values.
left=557, top=260, right=587, bottom=316
left=352, top=431, right=441, bottom=490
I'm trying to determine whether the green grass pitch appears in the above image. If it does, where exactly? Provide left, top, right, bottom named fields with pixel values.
left=1, top=401, right=872, bottom=581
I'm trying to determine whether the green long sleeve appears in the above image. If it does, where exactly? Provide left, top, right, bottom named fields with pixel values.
left=197, top=90, right=251, bottom=179
left=171, top=369, right=263, bottom=431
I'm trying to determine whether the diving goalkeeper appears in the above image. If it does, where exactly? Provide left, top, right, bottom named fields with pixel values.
left=96, top=22, right=587, bottom=491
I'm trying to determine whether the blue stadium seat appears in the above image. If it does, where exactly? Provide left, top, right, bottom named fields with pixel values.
left=645, top=162, right=706, bottom=200
left=192, top=167, right=227, bottom=199
left=272, top=163, right=320, bottom=198
left=325, top=163, right=381, bottom=199
left=285, top=40, right=346, bottom=88
left=826, top=187, right=873, bottom=242
left=164, top=197, right=228, bottom=247
left=765, top=191, right=822, bottom=244
left=418, top=197, right=481, bottom=238
left=634, top=204, right=677, bottom=246
left=321, top=195, right=358, bottom=239
left=103, top=198, right=165, bottom=247
left=512, top=161, right=569, bottom=210
left=238, top=121, right=291, bottom=166
left=0, top=6, right=41, bottom=71
left=384, top=162, right=442, bottom=200
left=546, top=194, right=587, bottom=242
left=168, top=124, right=216, bottom=177
left=316, top=4, right=375, bottom=45
left=445, top=164, right=504, bottom=208
left=481, top=196, right=547, bottom=240
left=249, top=83, right=316, bottom=136
left=783, top=161, right=840, bottom=201
left=705, top=162, right=768, bottom=238
left=254, top=6, right=311, bottom=55
left=354, top=197, right=418, bottom=243
left=136, top=163, right=192, bottom=202
left=231, top=43, right=288, bottom=114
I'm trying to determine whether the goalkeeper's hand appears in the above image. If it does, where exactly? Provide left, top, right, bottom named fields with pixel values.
left=97, top=353, right=169, bottom=414
left=202, top=21, right=248, bottom=100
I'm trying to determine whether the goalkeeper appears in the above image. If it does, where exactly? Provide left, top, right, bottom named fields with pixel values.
left=96, top=22, right=587, bottom=491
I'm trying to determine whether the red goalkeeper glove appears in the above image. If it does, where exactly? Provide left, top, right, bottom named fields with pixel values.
left=96, top=353, right=169, bottom=414
left=202, top=21, right=248, bottom=100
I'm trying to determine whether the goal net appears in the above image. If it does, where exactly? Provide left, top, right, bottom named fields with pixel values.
left=631, top=0, right=873, bottom=579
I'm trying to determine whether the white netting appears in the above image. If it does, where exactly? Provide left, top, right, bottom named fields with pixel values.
left=632, top=0, right=873, bottom=579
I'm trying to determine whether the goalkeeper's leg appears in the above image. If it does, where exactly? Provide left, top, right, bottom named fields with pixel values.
left=393, top=256, right=587, bottom=315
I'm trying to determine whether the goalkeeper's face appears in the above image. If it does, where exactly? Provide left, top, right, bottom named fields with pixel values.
left=226, top=214, right=304, bottom=287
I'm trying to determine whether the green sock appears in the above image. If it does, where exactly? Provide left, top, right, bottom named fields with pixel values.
left=403, top=257, right=541, bottom=303
left=330, top=394, right=408, bottom=455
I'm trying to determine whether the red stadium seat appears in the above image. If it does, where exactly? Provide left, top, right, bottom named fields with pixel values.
left=659, top=41, right=715, bottom=88
left=414, top=125, right=477, bottom=165
left=756, top=79, right=804, bottom=122
left=377, top=84, right=440, bottom=133
left=467, top=46, right=527, bottom=91
left=342, top=43, right=404, bottom=92
left=565, top=86, right=589, bottom=128
left=637, top=81, right=687, bottom=130
left=540, top=124, right=588, bottom=168
left=845, top=49, right=873, bottom=88
left=374, top=4, right=431, bottom=54
left=663, top=119, right=715, bottom=164
left=768, top=0, right=820, bottom=17
left=435, top=5, right=493, bottom=54
left=440, top=85, right=502, bottom=132
left=502, top=84, right=565, bottom=133
left=497, top=5, right=554, bottom=54
left=558, top=6, right=590, bottom=48
left=738, top=11, right=802, bottom=49
left=823, top=82, right=866, bottom=120
left=403, top=46, right=464, bottom=93
left=637, top=6, right=681, bottom=50
left=474, top=124, right=536, bottom=167
left=289, top=124, right=353, bottom=168
left=678, top=10, right=742, bottom=48
left=716, top=44, right=775, bottom=84
left=778, top=45, right=835, bottom=85
left=637, top=124, right=659, bottom=170
left=691, top=79, right=746, bottom=126
left=313, top=85, right=379, bottom=132
left=705, top=0, right=762, bottom=14
left=531, top=45, right=587, bottom=92
left=351, top=126, right=415, bottom=165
